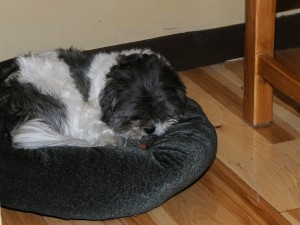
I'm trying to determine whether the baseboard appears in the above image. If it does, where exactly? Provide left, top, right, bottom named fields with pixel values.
left=1, top=13, right=300, bottom=71
left=88, top=13, right=300, bottom=71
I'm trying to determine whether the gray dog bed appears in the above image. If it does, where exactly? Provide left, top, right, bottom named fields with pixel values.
left=0, top=98, right=217, bottom=220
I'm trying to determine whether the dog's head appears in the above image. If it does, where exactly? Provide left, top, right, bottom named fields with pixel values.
left=100, top=52, right=186, bottom=140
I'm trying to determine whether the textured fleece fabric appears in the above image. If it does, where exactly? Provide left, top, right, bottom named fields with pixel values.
left=0, top=98, right=217, bottom=220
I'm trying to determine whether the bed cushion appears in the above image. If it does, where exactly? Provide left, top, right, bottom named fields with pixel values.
left=0, top=98, right=217, bottom=220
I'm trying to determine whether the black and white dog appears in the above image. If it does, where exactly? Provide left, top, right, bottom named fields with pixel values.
left=0, top=48, right=186, bottom=149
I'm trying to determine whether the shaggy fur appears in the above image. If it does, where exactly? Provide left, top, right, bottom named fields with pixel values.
left=0, top=48, right=186, bottom=149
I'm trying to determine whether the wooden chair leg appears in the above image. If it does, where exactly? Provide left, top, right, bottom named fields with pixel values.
left=243, top=0, right=276, bottom=126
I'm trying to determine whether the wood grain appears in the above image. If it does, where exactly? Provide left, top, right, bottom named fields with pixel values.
left=183, top=68, right=295, bottom=144
left=182, top=69, right=300, bottom=213
left=161, top=159, right=291, bottom=225
left=282, top=209, right=300, bottom=225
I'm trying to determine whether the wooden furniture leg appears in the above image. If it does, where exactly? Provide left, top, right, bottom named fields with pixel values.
left=244, top=0, right=275, bottom=126
left=244, top=0, right=300, bottom=126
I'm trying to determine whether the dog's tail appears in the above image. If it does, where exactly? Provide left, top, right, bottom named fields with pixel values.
left=11, top=119, right=91, bottom=149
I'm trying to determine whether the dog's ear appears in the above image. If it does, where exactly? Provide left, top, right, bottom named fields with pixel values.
left=117, top=54, right=143, bottom=67
left=99, top=86, right=119, bottom=124
left=177, top=85, right=187, bottom=105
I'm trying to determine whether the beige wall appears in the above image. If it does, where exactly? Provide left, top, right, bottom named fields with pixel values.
left=0, top=1, right=299, bottom=61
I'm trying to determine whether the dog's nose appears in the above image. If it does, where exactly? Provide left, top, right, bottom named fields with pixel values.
left=144, top=126, right=156, bottom=134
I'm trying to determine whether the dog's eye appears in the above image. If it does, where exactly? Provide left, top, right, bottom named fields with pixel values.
left=131, top=116, right=143, bottom=122
left=158, top=115, right=176, bottom=122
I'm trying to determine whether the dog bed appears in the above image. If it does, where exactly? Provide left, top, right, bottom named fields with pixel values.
left=0, top=98, right=217, bottom=220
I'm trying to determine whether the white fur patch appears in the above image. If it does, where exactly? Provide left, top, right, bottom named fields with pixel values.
left=16, top=52, right=81, bottom=100
left=11, top=51, right=120, bottom=149
left=120, top=48, right=154, bottom=56
left=11, top=119, right=90, bottom=149
left=155, top=119, right=178, bottom=136
left=86, top=52, right=118, bottom=106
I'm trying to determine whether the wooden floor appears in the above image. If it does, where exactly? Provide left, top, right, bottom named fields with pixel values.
left=2, top=49, right=300, bottom=225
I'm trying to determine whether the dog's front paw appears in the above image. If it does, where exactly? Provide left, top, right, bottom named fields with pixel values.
left=110, top=135, right=125, bottom=148
left=98, top=130, right=124, bottom=148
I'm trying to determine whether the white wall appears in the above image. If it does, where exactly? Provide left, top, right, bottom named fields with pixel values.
left=0, top=0, right=299, bottom=61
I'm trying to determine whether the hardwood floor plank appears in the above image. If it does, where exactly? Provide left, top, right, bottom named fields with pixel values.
left=226, top=58, right=300, bottom=128
left=206, top=61, right=300, bottom=134
left=282, top=208, right=300, bottom=225
left=161, top=159, right=290, bottom=225
left=182, top=69, right=244, bottom=118
left=226, top=59, right=300, bottom=138
left=181, top=73, right=300, bottom=212
left=2, top=208, right=52, bottom=225
left=118, top=213, right=158, bottom=225
left=146, top=207, right=180, bottom=225
left=182, top=68, right=296, bottom=143
left=273, top=104, right=300, bottom=134
left=202, top=63, right=300, bottom=139
left=224, top=59, right=244, bottom=78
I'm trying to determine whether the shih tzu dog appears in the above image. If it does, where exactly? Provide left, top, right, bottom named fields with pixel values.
left=0, top=48, right=186, bottom=149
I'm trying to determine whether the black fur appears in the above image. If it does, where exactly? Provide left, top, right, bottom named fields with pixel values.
left=0, top=58, right=19, bottom=84
left=100, top=53, right=186, bottom=135
left=57, top=48, right=92, bottom=102
left=0, top=79, right=67, bottom=133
